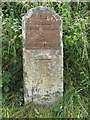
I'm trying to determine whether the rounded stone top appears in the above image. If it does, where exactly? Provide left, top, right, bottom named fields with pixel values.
left=22, top=6, right=61, bottom=21
left=22, top=6, right=62, bottom=50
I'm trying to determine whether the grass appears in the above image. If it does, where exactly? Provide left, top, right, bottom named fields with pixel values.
left=2, top=85, right=89, bottom=118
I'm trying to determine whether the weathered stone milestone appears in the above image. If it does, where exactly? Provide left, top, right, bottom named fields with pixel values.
left=22, top=6, right=63, bottom=104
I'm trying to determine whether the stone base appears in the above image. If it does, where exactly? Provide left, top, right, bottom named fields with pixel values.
left=23, top=50, right=63, bottom=104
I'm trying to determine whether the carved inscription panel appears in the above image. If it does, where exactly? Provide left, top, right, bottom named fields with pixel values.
left=25, top=11, right=60, bottom=49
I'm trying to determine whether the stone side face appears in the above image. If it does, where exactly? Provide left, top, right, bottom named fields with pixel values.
left=22, top=6, right=63, bottom=104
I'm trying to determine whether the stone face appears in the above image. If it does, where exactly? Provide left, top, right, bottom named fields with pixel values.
left=22, top=6, right=63, bottom=104
left=25, top=11, right=61, bottom=49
